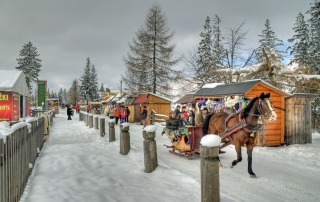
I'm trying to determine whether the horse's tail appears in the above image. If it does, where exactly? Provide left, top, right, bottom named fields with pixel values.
left=203, top=112, right=214, bottom=136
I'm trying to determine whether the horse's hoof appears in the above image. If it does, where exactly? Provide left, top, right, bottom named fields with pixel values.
left=250, top=174, right=257, bottom=178
left=229, top=163, right=233, bottom=168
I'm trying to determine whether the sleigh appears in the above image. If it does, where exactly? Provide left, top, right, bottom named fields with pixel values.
left=163, top=126, right=203, bottom=159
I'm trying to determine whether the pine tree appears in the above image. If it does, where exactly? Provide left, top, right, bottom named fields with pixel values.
left=63, top=88, right=68, bottom=104
left=16, top=41, right=42, bottom=91
left=67, top=79, right=81, bottom=105
left=58, top=88, right=64, bottom=104
left=90, top=64, right=99, bottom=100
left=287, top=12, right=310, bottom=66
left=306, top=0, right=320, bottom=74
left=257, top=19, right=283, bottom=61
left=99, top=83, right=105, bottom=92
left=80, top=57, right=92, bottom=102
left=123, top=4, right=179, bottom=95
left=197, top=16, right=213, bottom=81
left=212, top=15, right=225, bottom=67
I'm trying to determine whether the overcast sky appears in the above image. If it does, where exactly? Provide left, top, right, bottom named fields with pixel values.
left=0, top=0, right=313, bottom=93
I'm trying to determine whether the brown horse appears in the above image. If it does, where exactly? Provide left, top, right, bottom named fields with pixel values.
left=203, top=92, right=277, bottom=178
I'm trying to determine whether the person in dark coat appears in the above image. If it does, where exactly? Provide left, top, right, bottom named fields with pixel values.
left=174, top=105, right=181, bottom=119
left=141, top=106, right=148, bottom=128
left=67, top=105, right=73, bottom=120
left=125, top=107, right=130, bottom=122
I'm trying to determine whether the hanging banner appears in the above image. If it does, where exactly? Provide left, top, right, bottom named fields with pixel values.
left=37, top=81, right=47, bottom=107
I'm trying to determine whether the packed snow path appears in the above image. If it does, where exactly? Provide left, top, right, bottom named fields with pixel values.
left=20, top=110, right=320, bottom=202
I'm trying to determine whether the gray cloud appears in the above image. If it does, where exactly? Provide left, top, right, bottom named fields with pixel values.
left=0, top=0, right=313, bottom=93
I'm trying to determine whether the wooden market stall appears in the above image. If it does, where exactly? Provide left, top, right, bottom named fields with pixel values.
left=127, top=93, right=172, bottom=124
left=0, top=70, right=30, bottom=122
left=193, top=79, right=289, bottom=146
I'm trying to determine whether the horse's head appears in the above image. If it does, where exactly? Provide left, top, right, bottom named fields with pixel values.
left=258, top=93, right=277, bottom=121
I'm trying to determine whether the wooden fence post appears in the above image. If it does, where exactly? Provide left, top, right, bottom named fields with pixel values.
left=109, top=121, right=115, bottom=142
left=85, top=114, right=89, bottom=126
left=120, top=125, right=130, bottom=155
left=89, top=115, right=93, bottom=128
left=100, top=118, right=105, bottom=137
left=94, top=116, right=99, bottom=129
left=143, top=130, right=157, bottom=173
left=200, top=137, right=220, bottom=202
left=79, top=112, right=83, bottom=121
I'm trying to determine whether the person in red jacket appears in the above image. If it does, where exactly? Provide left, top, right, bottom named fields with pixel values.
left=114, top=106, right=121, bottom=125
left=120, top=106, right=127, bottom=124
left=75, top=104, right=80, bottom=113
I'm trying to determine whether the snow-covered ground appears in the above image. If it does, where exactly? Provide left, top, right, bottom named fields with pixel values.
left=19, top=109, right=320, bottom=202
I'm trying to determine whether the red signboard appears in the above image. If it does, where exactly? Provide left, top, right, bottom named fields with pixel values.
left=0, top=91, right=13, bottom=121
left=0, top=91, right=21, bottom=121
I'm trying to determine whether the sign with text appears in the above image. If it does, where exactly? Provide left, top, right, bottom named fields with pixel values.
left=0, top=91, right=13, bottom=121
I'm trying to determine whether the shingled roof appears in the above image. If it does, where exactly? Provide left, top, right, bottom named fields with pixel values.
left=194, top=79, right=288, bottom=97
left=174, top=94, right=194, bottom=104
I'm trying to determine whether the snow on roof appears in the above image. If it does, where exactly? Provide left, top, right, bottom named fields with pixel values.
left=0, top=70, right=30, bottom=96
left=202, top=83, right=225, bottom=88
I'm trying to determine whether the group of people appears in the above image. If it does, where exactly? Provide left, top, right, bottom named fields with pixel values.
left=164, top=104, right=209, bottom=142
left=105, top=105, right=131, bottom=125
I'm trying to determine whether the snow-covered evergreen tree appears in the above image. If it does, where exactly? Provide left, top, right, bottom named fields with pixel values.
left=58, top=88, right=64, bottom=104
left=257, top=19, right=283, bottom=62
left=99, top=83, right=105, bottom=92
left=123, top=4, right=179, bottom=95
left=306, top=0, right=320, bottom=74
left=197, top=16, right=213, bottom=80
left=16, top=41, right=42, bottom=91
left=80, top=58, right=92, bottom=102
left=90, top=64, right=99, bottom=100
left=287, top=12, right=310, bottom=66
left=212, top=15, right=225, bottom=67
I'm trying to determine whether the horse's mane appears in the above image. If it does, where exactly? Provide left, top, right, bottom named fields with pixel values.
left=203, top=112, right=214, bottom=135
left=242, top=97, right=259, bottom=118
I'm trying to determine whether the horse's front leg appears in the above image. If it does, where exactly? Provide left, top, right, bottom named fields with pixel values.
left=231, top=141, right=242, bottom=168
left=247, top=144, right=256, bottom=178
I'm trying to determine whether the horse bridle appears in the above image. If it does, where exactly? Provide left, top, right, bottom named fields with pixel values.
left=258, top=98, right=274, bottom=118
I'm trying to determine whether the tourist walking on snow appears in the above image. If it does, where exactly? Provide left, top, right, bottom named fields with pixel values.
left=120, top=106, right=127, bottom=124
left=67, top=105, right=73, bottom=120
left=141, top=106, right=148, bottom=128
left=125, top=106, right=130, bottom=122
left=114, top=105, right=121, bottom=125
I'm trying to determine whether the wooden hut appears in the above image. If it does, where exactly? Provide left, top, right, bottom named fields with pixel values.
left=128, top=93, right=172, bottom=124
left=0, top=70, right=30, bottom=122
left=193, top=79, right=289, bottom=146
left=285, top=93, right=315, bottom=145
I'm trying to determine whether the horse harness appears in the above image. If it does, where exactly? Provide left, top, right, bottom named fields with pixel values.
left=219, top=112, right=263, bottom=140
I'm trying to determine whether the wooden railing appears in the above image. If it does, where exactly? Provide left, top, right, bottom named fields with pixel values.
left=0, top=116, right=50, bottom=202
left=149, top=109, right=168, bottom=125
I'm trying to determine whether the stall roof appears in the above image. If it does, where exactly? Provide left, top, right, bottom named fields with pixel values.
left=0, top=70, right=29, bottom=96
left=194, top=79, right=288, bottom=97
left=175, top=94, right=194, bottom=104
left=133, top=93, right=172, bottom=104
left=134, top=94, right=148, bottom=104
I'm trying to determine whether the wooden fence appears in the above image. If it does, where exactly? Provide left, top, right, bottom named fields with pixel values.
left=149, top=109, right=168, bottom=125
left=0, top=117, right=47, bottom=202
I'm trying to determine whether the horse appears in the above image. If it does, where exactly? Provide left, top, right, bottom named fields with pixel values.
left=203, top=92, right=277, bottom=178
